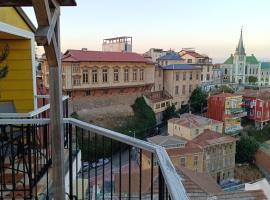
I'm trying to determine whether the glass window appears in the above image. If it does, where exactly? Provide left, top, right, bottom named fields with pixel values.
left=175, top=85, right=179, bottom=95
left=193, top=155, right=198, bottom=167
left=102, top=69, right=108, bottom=83
left=140, top=69, right=144, bottom=81
left=182, top=85, right=186, bottom=95
left=189, top=72, right=193, bottom=80
left=92, top=69, right=98, bottom=83
left=187, top=59, right=192, bottom=63
left=196, top=73, right=199, bottom=80
left=133, top=69, right=137, bottom=81
left=73, top=78, right=81, bottom=86
left=176, top=73, right=179, bottom=81
left=72, top=63, right=80, bottom=73
left=180, top=157, right=186, bottom=167
left=189, top=85, right=193, bottom=93
left=114, top=68, right=119, bottom=82
left=82, top=69, right=88, bottom=84
left=183, top=72, right=186, bottom=80
left=124, top=68, right=129, bottom=82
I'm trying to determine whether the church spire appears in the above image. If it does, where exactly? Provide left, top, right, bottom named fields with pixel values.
left=235, top=27, right=246, bottom=55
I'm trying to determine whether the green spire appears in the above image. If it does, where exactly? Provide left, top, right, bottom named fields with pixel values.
left=235, top=28, right=245, bottom=55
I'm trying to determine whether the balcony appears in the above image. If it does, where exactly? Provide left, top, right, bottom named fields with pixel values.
left=0, top=98, right=188, bottom=200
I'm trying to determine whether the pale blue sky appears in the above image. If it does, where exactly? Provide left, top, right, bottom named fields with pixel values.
left=24, top=0, right=270, bottom=62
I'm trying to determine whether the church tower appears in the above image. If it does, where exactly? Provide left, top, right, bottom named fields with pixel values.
left=233, top=28, right=246, bottom=84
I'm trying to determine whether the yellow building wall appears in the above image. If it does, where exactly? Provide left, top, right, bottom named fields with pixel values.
left=0, top=39, right=34, bottom=113
left=0, top=7, right=31, bottom=32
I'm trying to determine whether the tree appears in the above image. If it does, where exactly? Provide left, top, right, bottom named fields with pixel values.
left=0, top=44, right=9, bottom=79
left=189, top=87, right=207, bottom=113
left=248, top=76, right=258, bottom=84
left=115, top=97, right=157, bottom=139
left=217, top=85, right=234, bottom=94
left=163, top=103, right=177, bottom=122
left=236, top=136, right=259, bottom=164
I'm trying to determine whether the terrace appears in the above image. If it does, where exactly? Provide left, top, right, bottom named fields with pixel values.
left=0, top=1, right=188, bottom=199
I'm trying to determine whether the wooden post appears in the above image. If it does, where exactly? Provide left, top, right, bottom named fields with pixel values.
left=48, top=16, right=65, bottom=200
left=32, top=1, right=65, bottom=199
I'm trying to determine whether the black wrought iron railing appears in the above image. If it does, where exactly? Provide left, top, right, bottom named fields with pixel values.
left=0, top=117, right=189, bottom=200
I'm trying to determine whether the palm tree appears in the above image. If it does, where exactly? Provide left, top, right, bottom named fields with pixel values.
left=0, top=44, right=9, bottom=80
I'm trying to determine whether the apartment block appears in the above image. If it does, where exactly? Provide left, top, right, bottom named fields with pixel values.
left=238, top=89, right=270, bottom=129
left=144, top=113, right=236, bottom=183
left=179, top=48, right=213, bottom=84
left=208, top=93, right=247, bottom=134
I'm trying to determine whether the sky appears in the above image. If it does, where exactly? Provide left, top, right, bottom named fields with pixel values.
left=23, top=0, right=270, bottom=63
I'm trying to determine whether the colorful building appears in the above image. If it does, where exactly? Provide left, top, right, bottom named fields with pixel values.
left=0, top=7, right=37, bottom=112
left=208, top=93, right=247, bottom=134
left=239, top=89, right=270, bottom=129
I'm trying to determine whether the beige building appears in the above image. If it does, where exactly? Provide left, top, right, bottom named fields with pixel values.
left=153, top=65, right=163, bottom=92
left=144, top=113, right=237, bottom=183
left=143, top=91, right=173, bottom=123
left=143, top=135, right=204, bottom=173
left=168, top=113, right=223, bottom=139
left=155, top=51, right=202, bottom=109
left=162, top=65, right=201, bottom=109
left=179, top=48, right=213, bottom=84
left=41, top=49, right=155, bottom=98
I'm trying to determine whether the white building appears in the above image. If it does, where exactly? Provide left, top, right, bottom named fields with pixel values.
left=102, top=36, right=132, bottom=52
left=222, top=29, right=262, bottom=85
left=144, top=48, right=167, bottom=62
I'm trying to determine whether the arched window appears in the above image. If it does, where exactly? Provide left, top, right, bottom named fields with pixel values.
left=124, top=68, right=129, bottom=82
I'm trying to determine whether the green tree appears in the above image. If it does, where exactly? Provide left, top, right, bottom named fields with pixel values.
left=0, top=44, right=9, bottom=79
left=189, top=87, right=207, bottom=113
left=116, top=97, right=156, bottom=138
left=236, top=136, right=259, bottom=164
left=217, top=85, right=234, bottom=94
left=163, top=103, right=177, bottom=122
left=248, top=76, right=258, bottom=84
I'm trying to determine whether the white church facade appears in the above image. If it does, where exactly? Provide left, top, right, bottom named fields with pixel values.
left=222, top=29, right=270, bottom=86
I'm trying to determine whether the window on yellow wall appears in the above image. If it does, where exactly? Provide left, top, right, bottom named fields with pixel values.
left=180, top=157, right=186, bottom=167
left=193, top=155, right=198, bottom=167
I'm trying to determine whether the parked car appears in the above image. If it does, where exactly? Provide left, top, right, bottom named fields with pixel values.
left=91, top=158, right=109, bottom=168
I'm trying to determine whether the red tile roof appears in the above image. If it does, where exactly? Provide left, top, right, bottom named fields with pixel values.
left=237, top=89, right=270, bottom=101
left=192, top=129, right=236, bottom=147
left=61, top=49, right=153, bottom=63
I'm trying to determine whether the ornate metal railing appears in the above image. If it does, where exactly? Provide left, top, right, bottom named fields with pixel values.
left=0, top=118, right=189, bottom=200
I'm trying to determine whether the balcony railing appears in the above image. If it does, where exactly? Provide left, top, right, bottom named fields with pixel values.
left=0, top=96, right=69, bottom=119
left=0, top=117, right=189, bottom=199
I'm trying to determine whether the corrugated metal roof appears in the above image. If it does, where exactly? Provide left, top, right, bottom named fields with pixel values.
left=158, top=51, right=182, bottom=61
left=161, top=64, right=201, bottom=70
